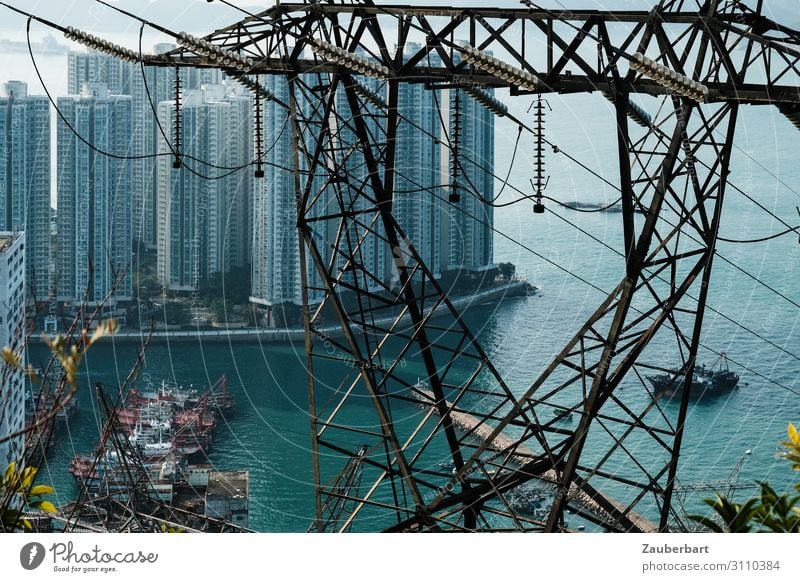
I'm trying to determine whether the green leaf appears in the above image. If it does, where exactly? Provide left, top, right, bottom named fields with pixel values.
left=30, top=500, right=57, bottom=514
left=1, top=508, right=29, bottom=530
left=28, top=485, right=54, bottom=497
left=3, top=462, right=15, bottom=485
left=788, top=423, right=800, bottom=447
left=20, top=466, right=37, bottom=490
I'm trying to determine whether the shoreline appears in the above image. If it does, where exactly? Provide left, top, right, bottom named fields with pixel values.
left=106, top=280, right=534, bottom=346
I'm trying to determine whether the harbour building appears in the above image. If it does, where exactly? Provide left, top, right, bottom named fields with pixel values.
left=156, top=84, right=251, bottom=292
left=0, top=231, right=26, bottom=467
left=393, top=43, right=443, bottom=280
left=56, top=84, right=133, bottom=305
left=250, top=72, right=330, bottom=323
left=0, top=82, right=51, bottom=301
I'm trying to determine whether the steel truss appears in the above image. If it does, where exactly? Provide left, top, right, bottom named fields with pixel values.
left=144, top=0, right=800, bottom=531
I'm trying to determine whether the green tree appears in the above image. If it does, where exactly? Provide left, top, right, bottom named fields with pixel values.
left=497, top=262, right=516, bottom=280
left=162, top=301, right=189, bottom=326
left=210, top=298, right=228, bottom=323
left=272, top=303, right=301, bottom=328
left=199, top=267, right=251, bottom=304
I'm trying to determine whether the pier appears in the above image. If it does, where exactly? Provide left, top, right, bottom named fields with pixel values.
left=413, top=388, right=658, bottom=532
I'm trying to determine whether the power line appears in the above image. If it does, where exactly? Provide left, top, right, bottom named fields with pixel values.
left=386, top=161, right=800, bottom=399
left=398, top=84, right=800, bottom=316
left=25, top=19, right=157, bottom=162
left=717, top=225, right=800, bottom=244
left=87, top=0, right=799, bottom=243
left=543, top=204, right=800, bottom=367
left=23, top=11, right=281, bottom=178
left=392, top=80, right=800, bottom=328
left=14, top=0, right=800, bottom=396
left=135, top=25, right=253, bottom=182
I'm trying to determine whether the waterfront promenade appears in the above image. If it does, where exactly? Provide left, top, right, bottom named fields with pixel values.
left=108, top=280, right=532, bottom=345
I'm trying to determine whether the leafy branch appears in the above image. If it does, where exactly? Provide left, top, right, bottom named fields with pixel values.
left=0, top=462, right=56, bottom=530
left=689, top=423, right=800, bottom=533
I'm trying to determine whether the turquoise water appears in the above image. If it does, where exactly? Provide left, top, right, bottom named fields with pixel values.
left=30, top=95, right=800, bottom=532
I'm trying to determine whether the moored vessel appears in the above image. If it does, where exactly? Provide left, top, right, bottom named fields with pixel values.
left=646, top=353, right=740, bottom=398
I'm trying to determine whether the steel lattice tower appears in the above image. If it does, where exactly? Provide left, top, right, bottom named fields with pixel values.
left=132, top=0, right=800, bottom=531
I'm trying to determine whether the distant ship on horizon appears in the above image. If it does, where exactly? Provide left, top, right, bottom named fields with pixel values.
left=0, top=34, right=69, bottom=56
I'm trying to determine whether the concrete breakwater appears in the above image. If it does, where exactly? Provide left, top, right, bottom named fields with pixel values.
left=108, top=280, right=533, bottom=346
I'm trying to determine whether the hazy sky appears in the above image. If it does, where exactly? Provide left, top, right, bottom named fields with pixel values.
left=1, top=1, right=798, bottom=35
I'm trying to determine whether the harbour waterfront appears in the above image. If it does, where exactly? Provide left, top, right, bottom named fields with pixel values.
left=10, top=38, right=800, bottom=533
left=100, top=280, right=531, bottom=344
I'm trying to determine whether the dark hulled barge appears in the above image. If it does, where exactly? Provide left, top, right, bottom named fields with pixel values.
left=647, top=353, right=740, bottom=398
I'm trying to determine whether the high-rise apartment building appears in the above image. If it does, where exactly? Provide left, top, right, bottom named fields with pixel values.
left=130, top=45, right=227, bottom=249
left=0, top=82, right=51, bottom=300
left=70, top=47, right=226, bottom=250
left=394, top=43, right=443, bottom=279
left=0, top=231, right=26, bottom=467
left=156, top=84, right=251, bottom=291
left=130, top=44, right=180, bottom=250
left=67, top=50, right=132, bottom=96
left=250, top=73, right=330, bottom=318
left=56, top=84, right=133, bottom=304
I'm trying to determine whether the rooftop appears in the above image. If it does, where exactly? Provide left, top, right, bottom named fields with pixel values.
left=0, top=231, right=21, bottom=254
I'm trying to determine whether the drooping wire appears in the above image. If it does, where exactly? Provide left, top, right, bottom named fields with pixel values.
left=135, top=26, right=245, bottom=180
left=493, top=125, right=523, bottom=202
left=41, top=3, right=797, bottom=302
left=30, top=3, right=799, bottom=389
left=26, top=18, right=157, bottom=161
left=393, top=164, right=800, bottom=398
left=367, top=87, right=799, bottom=346
left=378, top=84, right=800, bottom=392
left=26, top=16, right=268, bottom=181
left=26, top=15, right=264, bottom=179
left=402, top=58, right=798, bottom=247
left=28, top=4, right=284, bottom=177
left=134, top=24, right=289, bottom=180
left=422, top=51, right=620, bottom=211
left=405, top=71, right=800, bottom=247
left=717, top=224, right=800, bottom=243
left=212, top=8, right=800, bottom=399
